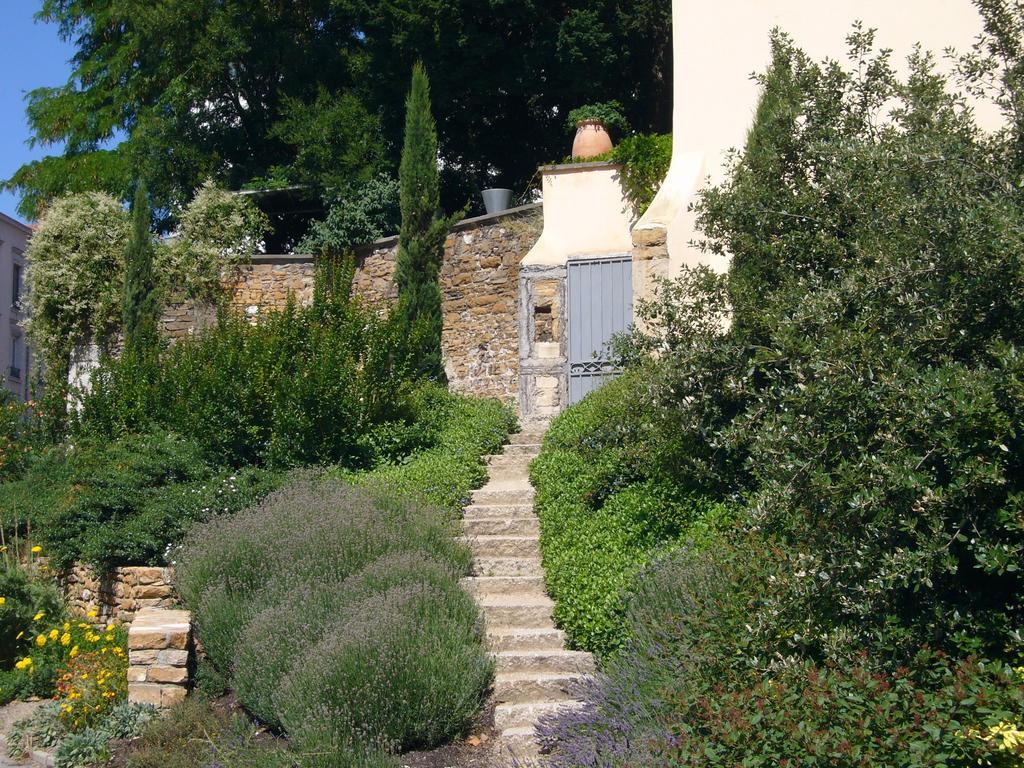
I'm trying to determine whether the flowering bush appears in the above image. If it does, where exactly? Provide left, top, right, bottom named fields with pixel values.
left=53, top=622, right=129, bottom=730
left=0, top=555, right=65, bottom=689
left=8, top=609, right=127, bottom=714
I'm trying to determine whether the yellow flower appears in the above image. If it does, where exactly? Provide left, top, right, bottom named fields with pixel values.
left=86, top=609, right=98, bottom=619
left=15, top=631, right=23, bottom=640
left=60, top=633, right=71, bottom=646
left=69, top=645, right=79, bottom=658
left=31, top=546, right=41, bottom=554
left=0, top=597, right=6, bottom=606
left=14, top=657, right=32, bottom=670
left=32, top=612, right=45, bottom=621
left=48, top=629, right=59, bottom=641
left=35, top=634, right=46, bottom=647
left=63, top=623, right=70, bottom=632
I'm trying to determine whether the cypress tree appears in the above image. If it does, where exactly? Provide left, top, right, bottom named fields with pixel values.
left=395, top=62, right=448, bottom=380
left=122, top=180, right=159, bottom=349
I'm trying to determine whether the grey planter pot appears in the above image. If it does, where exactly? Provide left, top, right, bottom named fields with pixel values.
left=481, top=188, right=514, bottom=215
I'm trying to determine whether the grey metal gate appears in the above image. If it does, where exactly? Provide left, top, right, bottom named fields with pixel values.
left=567, top=255, right=633, bottom=405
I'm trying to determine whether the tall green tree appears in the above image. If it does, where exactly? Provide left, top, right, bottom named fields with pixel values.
left=122, top=181, right=159, bottom=349
left=395, top=63, right=447, bottom=381
left=7, top=1, right=672, bottom=224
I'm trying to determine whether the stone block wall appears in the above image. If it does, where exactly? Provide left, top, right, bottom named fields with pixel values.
left=159, top=205, right=541, bottom=403
left=127, top=608, right=192, bottom=709
left=60, top=564, right=177, bottom=624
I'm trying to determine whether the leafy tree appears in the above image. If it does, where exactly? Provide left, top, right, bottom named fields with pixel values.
left=122, top=181, right=159, bottom=350
left=23, top=193, right=130, bottom=434
left=297, top=174, right=400, bottom=255
left=395, top=64, right=448, bottom=380
left=6, top=0, right=673, bottom=223
left=163, top=181, right=270, bottom=303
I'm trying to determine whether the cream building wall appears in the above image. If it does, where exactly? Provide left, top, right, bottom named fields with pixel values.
left=0, top=212, right=34, bottom=401
left=640, top=0, right=1002, bottom=277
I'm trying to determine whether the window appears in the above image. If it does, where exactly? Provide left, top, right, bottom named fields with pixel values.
left=10, top=334, right=22, bottom=379
left=12, top=262, right=22, bottom=309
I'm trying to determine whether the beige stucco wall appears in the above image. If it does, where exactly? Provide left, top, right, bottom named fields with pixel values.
left=523, top=163, right=634, bottom=267
left=642, top=0, right=1001, bottom=276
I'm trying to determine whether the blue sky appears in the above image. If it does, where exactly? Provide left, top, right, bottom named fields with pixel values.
left=0, top=1, right=76, bottom=223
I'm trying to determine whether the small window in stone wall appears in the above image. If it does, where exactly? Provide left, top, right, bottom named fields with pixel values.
left=534, top=304, right=554, bottom=343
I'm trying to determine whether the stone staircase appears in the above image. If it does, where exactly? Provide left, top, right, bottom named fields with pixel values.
left=460, top=429, right=594, bottom=762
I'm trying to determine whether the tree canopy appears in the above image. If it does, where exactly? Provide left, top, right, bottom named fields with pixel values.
left=7, top=0, right=672, bottom=224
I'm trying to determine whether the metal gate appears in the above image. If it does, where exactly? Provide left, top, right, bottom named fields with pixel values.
left=567, top=255, right=633, bottom=405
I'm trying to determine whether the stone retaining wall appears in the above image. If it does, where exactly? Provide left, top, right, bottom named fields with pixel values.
left=60, top=564, right=177, bottom=624
left=159, top=205, right=541, bottom=403
left=127, top=608, right=192, bottom=709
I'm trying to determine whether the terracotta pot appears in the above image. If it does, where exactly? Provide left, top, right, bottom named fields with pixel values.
left=571, top=119, right=614, bottom=160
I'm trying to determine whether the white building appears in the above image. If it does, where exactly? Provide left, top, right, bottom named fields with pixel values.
left=0, top=212, right=37, bottom=401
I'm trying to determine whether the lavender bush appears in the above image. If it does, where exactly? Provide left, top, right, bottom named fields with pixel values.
left=176, top=475, right=490, bottom=764
left=274, top=583, right=491, bottom=762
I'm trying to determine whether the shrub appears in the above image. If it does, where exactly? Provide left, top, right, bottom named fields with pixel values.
left=540, top=545, right=1024, bottom=768
left=352, top=391, right=516, bottom=512
left=176, top=475, right=491, bottom=763
left=0, top=393, right=43, bottom=483
left=0, top=430, right=280, bottom=569
left=531, top=372, right=733, bottom=659
left=566, top=102, right=630, bottom=136
left=274, top=583, right=492, bottom=759
left=8, top=613, right=128, bottom=710
left=120, top=696, right=300, bottom=768
left=76, top=263, right=416, bottom=469
left=609, top=133, right=672, bottom=216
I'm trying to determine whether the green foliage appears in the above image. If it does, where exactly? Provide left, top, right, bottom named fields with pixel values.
left=23, top=192, right=130, bottom=432
left=122, top=181, right=159, bottom=350
left=396, top=64, right=449, bottom=380
left=351, top=389, right=516, bottom=513
left=7, top=1, right=672, bottom=220
left=162, top=180, right=270, bottom=303
left=541, top=545, right=1024, bottom=768
left=298, top=174, right=400, bottom=255
left=531, top=372, right=734, bottom=659
left=120, top=696, right=300, bottom=768
left=608, top=133, right=671, bottom=216
left=7, top=701, right=154, bottom=768
left=0, top=393, right=44, bottom=482
left=176, top=476, right=490, bottom=764
left=566, top=101, right=629, bottom=135
left=75, top=263, right=412, bottom=469
left=0, top=431, right=280, bottom=570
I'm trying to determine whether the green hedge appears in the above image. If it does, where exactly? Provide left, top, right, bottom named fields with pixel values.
left=0, top=430, right=281, bottom=570
left=531, top=372, right=733, bottom=659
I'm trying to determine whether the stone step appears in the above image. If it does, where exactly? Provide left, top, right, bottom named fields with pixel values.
left=479, top=477, right=534, bottom=493
left=472, top=488, right=535, bottom=505
left=462, top=535, right=540, bottom=559
left=486, top=453, right=535, bottom=467
left=501, top=443, right=543, bottom=457
left=472, top=557, right=544, bottom=577
left=494, top=700, right=585, bottom=731
left=461, top=575, right=546, bottom=595
left=463, top=503, right=536, bottom=519
left=479, top=606, right=552, bottom=626
left=497, top=726, right=541, bottom=758
left=487, top=626, right=567, bottom=652
left=463, top=517, right=539, bottom=536
left=495, top=650, right=595, bottom=675
left=493, top=672, right=582, bottom=704
left=509, top=432, right=546, bottom=445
